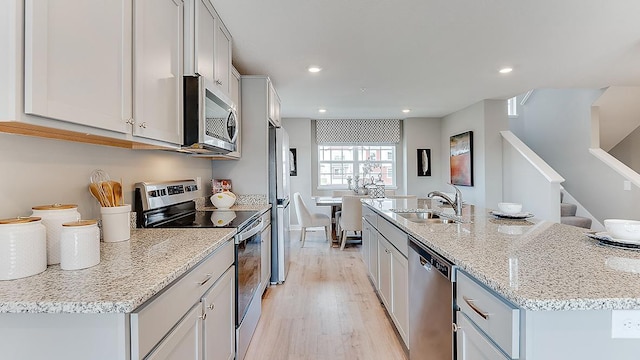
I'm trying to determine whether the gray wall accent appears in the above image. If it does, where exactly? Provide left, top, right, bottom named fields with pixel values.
left=402, top=117, right=444, bottom=197
left=609, top=124, right=640, bottom=173
left=282, top=118, right=314, bottom=226
left=440, top=100, right=508, bottom=209
left=514, top=88, right=640, bottom=222
left=0, top=133, right=212, bottom=220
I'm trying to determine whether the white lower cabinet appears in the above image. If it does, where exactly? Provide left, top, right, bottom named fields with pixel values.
left=131, top=240, right=235, bottom=360
left=377, top=233, right=409, bottom=347
left=361, top=218, right=378, bottom=284
left=146, top=303, right=203, bottom=360
left=202, top=266, right=235, bottom=360
left=456, top=312, right=508, bottom=360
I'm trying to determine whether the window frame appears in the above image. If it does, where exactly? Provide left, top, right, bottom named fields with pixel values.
left=317, top=143, right=398, bottom=190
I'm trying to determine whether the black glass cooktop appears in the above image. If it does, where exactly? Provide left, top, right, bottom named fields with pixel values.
left=152, top=210, right=259, bottom=230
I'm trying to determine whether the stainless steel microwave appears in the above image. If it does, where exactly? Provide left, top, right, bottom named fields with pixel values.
left=183, top=75, right=238, bottom=154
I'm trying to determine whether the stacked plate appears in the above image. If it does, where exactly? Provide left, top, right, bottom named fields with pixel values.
left=587, top=219, right=640, bottom=249
left=490, top=202, right=533, bottom=220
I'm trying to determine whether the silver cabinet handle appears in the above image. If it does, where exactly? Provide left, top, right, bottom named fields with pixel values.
left=452, top=323, right=460, bottom=332
left=125, top=118, right=135, bottom=125
left=463, top=296, right=489, bottom=319
left=139, top=122, right=147, bottom=129
left=215, top=79, right=223, bottom=86
left=208, top=303, right=215, bottom=310
left=199, top=313, right=207, bottom=320
left=198, top=274, right=212, bottom=286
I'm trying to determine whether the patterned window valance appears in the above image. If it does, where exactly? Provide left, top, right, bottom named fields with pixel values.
left=315, top=119, right=401, bottom=144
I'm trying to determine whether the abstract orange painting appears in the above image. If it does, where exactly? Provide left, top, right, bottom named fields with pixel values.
left=450, top=131, right=473, bottom=186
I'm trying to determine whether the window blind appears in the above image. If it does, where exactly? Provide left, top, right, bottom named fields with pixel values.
left=315, top=119, right=401, bottom=144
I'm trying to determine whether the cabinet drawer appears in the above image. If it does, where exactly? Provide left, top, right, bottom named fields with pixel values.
left=456, top=271, right=519, bottom=359
left=362, top=205, right=378, bottom=227
left=131, top=239, right=234, bottom=359
left=457, top=312, right=509, bottom=360
left=377, top=217, right=407, bottom=257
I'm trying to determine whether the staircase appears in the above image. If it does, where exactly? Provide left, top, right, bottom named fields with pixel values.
left=560, top=192, right=592, bottom=229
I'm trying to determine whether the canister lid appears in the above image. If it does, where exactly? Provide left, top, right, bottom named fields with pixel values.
left=32, top=203, right=78, bottom=211
left=62, top=220, right=98, bottom=227
left=0, top=216, right=42, bottom=225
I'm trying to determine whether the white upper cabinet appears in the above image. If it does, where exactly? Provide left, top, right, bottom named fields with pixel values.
left=214, top=17, right=232, bottom=97
left=133, top=0, right=184, bottom=144
left=267, top=79, right=281, bottom=127
left=24, top=0, right=133, bottom=134
left=185, top=0, right=233, bottom=99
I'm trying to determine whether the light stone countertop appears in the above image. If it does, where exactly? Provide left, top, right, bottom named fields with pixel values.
left=0, top=228, right=236, bottom=314
left=363, top=198, right=640, bottom=311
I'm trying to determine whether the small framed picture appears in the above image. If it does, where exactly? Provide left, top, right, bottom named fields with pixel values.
left=417, top=149, right=431, bottom=176
left=289, top=148, right=297, bottom=176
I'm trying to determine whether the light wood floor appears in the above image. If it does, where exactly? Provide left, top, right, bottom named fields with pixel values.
left=245, top=229, right=408, bottom=360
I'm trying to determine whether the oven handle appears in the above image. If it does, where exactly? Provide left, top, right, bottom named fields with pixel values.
left=236, top=219, right=263, bottom=243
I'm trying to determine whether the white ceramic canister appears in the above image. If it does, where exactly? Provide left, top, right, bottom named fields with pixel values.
left=0, top=217, right=47, bottom=281
left=31, top=204, right=81, bottom=265
left=60, top=220, right=100, bottom=270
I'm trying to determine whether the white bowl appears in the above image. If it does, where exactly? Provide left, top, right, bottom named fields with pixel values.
left=498, top=202, right=522, bottom=214
left=604, top=219, right=640, bottom=241
left=210, top=191, right=236, bottom=209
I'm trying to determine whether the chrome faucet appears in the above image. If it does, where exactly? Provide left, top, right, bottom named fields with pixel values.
left=427, top=184, right=463, bottom=216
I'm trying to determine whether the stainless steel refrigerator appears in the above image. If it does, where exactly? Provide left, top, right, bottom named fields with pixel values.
left=269, top=126, right=291, bottom=283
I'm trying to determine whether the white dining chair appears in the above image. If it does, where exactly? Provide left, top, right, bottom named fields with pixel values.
left=339, top=195, right=363, bottom=250
left=293, top=192, right=331, bottom=247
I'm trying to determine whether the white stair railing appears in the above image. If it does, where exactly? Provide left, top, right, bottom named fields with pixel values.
left=501, top=131, right=565, bottom=222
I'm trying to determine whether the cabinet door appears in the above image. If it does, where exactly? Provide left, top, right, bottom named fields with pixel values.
left=267, top=81, right=281, bottom=127
left=194, top=0, right=215, bottom=84
left=145, top=303, right=202, bottom=360
left=133, top=0, right=183, bottom=144
left=361, top=219, right=370, bottom=265
left=202, top=266, right=235, bottom=360
left=261, top=223, right=272, bottom=292
left=214, top=17, right=231, bottom=97
left=456, top=312, right=509, bottom=360
left=24, top=0, right=132, bottom=134
left=377, top=238, right=392, bottom=309
left=391, top=248, right=409, bottom=345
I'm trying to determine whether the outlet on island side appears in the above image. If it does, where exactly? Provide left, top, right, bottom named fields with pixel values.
left=612, top=310, right=640, bottom=338
left=196, top=177, right=202, bottom=190
left=624, top=180, right=632, bottom=191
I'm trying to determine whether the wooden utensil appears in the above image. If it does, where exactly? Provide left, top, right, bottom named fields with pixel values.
left=89, top=183, right=107, bottom=207
left=111, top=181, right=123, bottom=206
left=101, top=181, right=114, bottom=207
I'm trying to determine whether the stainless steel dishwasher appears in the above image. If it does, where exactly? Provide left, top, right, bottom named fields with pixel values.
left=408, top=236, right=456, bottom=360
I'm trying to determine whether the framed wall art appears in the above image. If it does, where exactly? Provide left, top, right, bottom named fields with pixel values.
left=450, top=131, right=473, bottom=186
left=289, top=148, right=297, bottom=176
left=417, top=149, right=431, bottom=176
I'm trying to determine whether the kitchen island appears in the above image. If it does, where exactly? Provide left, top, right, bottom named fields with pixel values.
left=362, top=198, right=640, bottom=360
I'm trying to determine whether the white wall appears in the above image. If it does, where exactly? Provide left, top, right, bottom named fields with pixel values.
left=282, top=118, right=314, bottom=226
left=403, top=117, right=444, bottom=196
left=513, top=89, right=640, bottom=222
left=440, top=100, right=508, bottom=209
left=0, top=133, right=213, bottom=220
left=609, top=125, right=640, bottom=173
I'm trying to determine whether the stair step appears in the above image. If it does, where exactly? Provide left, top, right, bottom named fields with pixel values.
left=560, top=203, right=577, bottom=217
left=561, top=216, right=592, bottom=229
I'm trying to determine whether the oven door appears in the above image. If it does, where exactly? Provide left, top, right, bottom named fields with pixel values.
left=235, top=218, right=263, bottom=326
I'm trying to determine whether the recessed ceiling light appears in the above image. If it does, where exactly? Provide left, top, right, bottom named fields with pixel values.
left=308, top=66, right=322, bottom=73
left=402, top=109, right=411, bottom=113
left=318, top=108, right=327, bottom=113
left=499, top=67, right=513, bottom=74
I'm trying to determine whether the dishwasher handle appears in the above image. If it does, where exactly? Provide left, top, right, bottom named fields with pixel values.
left=410, top=236, right=454, bottom=281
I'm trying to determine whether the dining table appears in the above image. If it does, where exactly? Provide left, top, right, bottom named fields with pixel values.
left=314, top=196, right=343, bottom=245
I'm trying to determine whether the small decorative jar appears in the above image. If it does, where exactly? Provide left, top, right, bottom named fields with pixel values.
left=0, top=217, right=47, bottom=280
left=31, top=204, right=81, bottom=265
left=60, top=220, right=100, bottom=271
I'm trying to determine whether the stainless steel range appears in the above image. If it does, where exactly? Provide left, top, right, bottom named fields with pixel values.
left=134, top=179, right=264, bottom=360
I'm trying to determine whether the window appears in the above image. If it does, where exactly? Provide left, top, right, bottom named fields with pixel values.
left=318, top=144, right=396, bottom=188
left=507, top=96, right=518, bottom=117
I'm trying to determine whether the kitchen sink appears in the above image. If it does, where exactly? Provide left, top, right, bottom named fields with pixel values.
left=391, top=209, right=458, bottom=224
